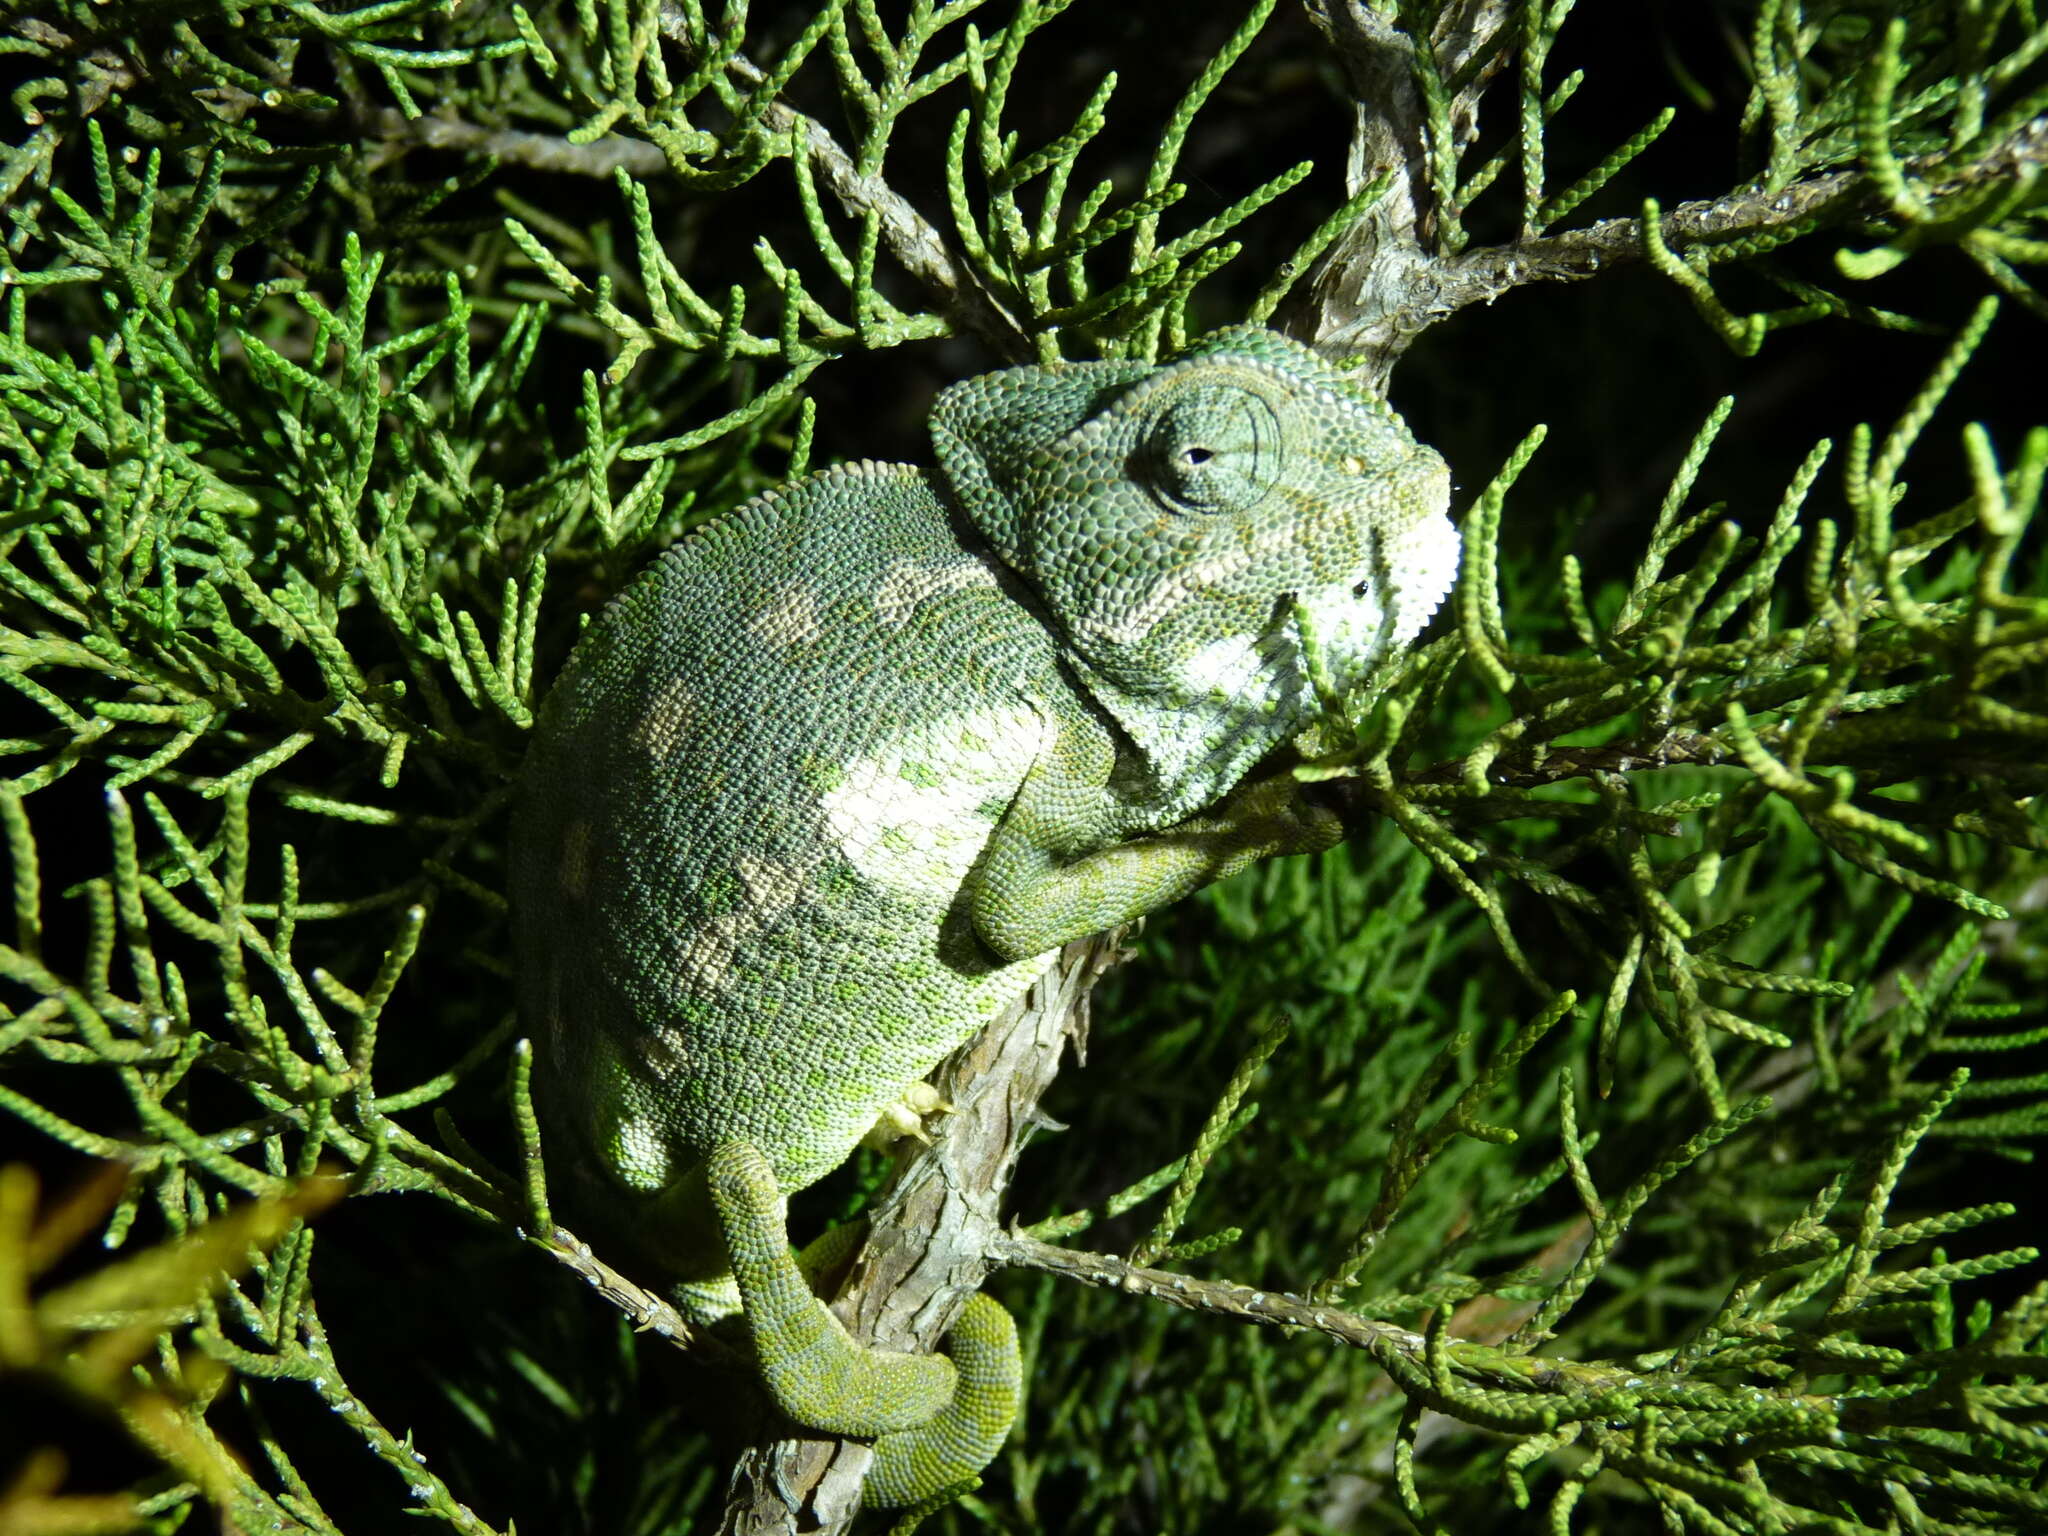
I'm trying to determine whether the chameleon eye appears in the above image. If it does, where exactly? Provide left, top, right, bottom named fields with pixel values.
left=1145, top=386, right=1283, bottom=516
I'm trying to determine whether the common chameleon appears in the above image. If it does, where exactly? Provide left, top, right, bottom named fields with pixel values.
left=511, top=326, right=1458, bottom=1507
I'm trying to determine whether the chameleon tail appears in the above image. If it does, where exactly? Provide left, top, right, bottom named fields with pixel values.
left=707, top=1141, right=1022, bottom=1506
left=708, top=1140, right=958, bottom=1434
left=865, top=1293, right=1021, bottom=1508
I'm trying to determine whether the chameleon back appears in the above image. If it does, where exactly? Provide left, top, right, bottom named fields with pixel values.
left=513, top=462, right=1064, bottom=1207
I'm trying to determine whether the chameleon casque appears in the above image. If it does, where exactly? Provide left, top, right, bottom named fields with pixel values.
left=511, top=326, right=1458, bottom=1506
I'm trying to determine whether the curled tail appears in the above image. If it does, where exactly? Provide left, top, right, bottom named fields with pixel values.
left=708, top=1141, right=1022, bottom=1507
left=865, top=1292, right=1021, bottom=1508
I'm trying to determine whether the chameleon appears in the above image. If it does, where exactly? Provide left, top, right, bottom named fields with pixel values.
left=510, top=325, right=1458, bottom=1507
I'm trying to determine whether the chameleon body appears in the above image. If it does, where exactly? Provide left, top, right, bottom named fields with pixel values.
left=512, top=326, right=1457, bottom=1505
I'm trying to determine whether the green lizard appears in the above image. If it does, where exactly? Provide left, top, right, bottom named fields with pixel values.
left=512, top=326, right=1457, bottom=1506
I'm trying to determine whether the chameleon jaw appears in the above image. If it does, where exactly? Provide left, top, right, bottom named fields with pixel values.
left=1157, top=513, right=1459, bottom=736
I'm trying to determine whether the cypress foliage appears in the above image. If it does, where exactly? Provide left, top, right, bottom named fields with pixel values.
left=0, top=2, right=2042, bottom=1531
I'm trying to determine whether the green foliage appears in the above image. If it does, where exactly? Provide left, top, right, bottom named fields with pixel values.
left=488, top=0, right=1327, bottom=372
left=1654, top=3, right=2048, bottom=348
left=1031, top=823, right=2045, bottom=1533
left=1346, top=294, right=2046, bottom=1114
left=0, top=0, right=2043, bottom=1532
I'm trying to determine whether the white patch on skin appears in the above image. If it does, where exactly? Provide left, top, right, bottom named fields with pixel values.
left=1087, top=546, right=1259, bottom=648
left=874, top=556, right=1002, bottom=629
left=1382, top=508, right=1461, bottom=651
left=631, top=673, right=696, bottom=758
left=1084, top=488, right=1458, bottom=821
left=749, top=583, right=823, bottom=647
left=1148, top=627, right=1303, bottom=783
left=1175, top=628, right=1292, bottom=707
left=734, top=852, right=809, bottom=914
left=609, top=1107, right=674, bottom=1191
left=1160, top=506, right=1458, bottom=732
left=821, top=705, right=1048, bottom=898
left=673, top=852, right=822, bottom=994
left=675, top=916, right=747, bottom=995
left=1307, top=571, right=1397, bottom=684
left=1279, top=519, right=1453, bottom=705
left=637, top=1031, right=688, bottom=1077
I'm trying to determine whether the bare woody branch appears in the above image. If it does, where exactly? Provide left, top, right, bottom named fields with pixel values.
left=1292, top=0, right=2048, bottom=377
left=992, top=1231, right=1858, bottom=1422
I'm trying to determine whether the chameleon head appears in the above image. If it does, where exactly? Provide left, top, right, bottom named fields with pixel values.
left=932, top=327, right=1457, bottom=727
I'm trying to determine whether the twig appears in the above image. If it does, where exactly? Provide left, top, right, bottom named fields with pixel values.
left=993, top=1229, right=1853, bottom=1418
left=1302, top=82, right=2048, bottom=369
left=357, top=109, right=669, bottom=177
left=536, top=1223, right=706, bottom=1350
left=654, top=3, right=1032, bottom=360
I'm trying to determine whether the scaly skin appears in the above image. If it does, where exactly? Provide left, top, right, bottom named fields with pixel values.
left=512, top=326, right=1458, bottom=1506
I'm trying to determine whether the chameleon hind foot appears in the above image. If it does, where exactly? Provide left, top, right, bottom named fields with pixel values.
left=861, top=1080, right=953, bottom=1150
